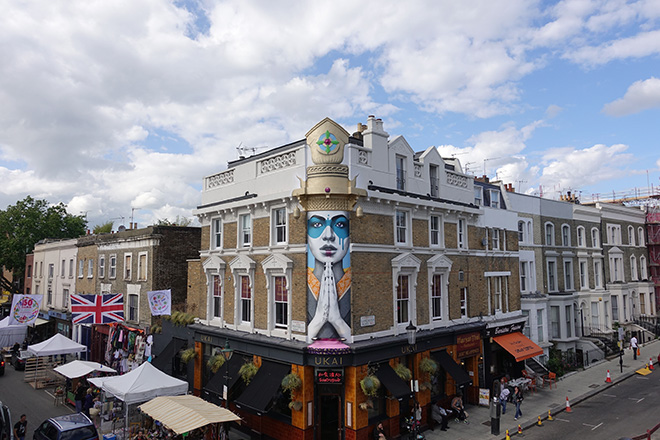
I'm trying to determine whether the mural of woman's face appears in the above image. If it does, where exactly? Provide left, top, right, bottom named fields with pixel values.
left=307, top=210, right=350, bottom=264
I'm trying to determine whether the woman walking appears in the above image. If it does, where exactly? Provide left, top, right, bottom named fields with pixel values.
left=513, top=385, right=524, bottom=421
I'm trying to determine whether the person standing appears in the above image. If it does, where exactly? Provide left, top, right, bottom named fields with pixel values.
left=631, top=335, right=638, bottom=360
left=14, top=415, right=27, bottom=440
left=513, top=385, right=524, bottom=421
left=74, top=382, right=86, bottom=413
left=83, top=388, right=94, bottom=417
left=500, top=386, right=510, bottom=415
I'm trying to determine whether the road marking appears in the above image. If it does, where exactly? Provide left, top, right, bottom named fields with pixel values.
left=602, top=393, right=617, bottom=397
left=628, top=397, right=640, bottom=401
left=637, top=398, right=645, bottom=404
left=583, top=423, right=596, bottom=428
left=591, top=423, right=603, bottom=431
left=554, top=418, right=570, bottom=423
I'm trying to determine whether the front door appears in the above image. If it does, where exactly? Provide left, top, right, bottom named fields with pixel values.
left=318, top=387, right=342, bottom=440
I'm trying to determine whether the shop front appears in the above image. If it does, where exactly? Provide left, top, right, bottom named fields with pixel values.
left=484, top=319, right=543, bottom=387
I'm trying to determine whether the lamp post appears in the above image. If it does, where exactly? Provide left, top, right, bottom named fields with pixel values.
left=406, top=321, right=417, bottom=345
left=221, top=339, right=233, bottom=408
left=406, top=321, right=418, bottom=392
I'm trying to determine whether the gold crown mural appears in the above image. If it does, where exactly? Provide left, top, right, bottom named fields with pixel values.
left=293, top=118, right=366, bottom=212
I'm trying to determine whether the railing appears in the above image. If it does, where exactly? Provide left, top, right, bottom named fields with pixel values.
left=635, top=316, right=660, bottom=337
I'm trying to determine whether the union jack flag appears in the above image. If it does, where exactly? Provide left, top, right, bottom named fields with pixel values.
left=71, top=293, right=124, bottom=324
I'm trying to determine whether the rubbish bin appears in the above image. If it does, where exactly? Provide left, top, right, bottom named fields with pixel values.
left=490, top=396, right=501, bottom=435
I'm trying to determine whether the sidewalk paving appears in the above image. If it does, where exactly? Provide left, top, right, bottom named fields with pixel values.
left=422, top=338, right=660, bottom=440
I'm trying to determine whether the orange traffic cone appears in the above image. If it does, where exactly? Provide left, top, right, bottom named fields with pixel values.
left=605, top=370, right=612, bottom=383
left=565, top=396, right=572, bottom=413
left=637, top=347, right=641, bottom=357
left=548, top=410, right=553, bottom=421
left=537, top=415, right=543, bottom=426
left=650, top=358, right=654, bottom=370
left=518, top=424, right=523, bottom=435
left=506, top=429, right=511, bottom=440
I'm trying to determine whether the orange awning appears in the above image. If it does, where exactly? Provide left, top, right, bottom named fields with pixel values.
left=493, top=332, right=543, bottom=362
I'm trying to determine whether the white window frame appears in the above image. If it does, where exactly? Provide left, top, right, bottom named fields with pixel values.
left=457, top=218, right=468, bottom=249
left=392, top=253, right=421, bottom=330
left=203, top=255, right=226, bottom=324
left=547, top=258, right=558, bottom=292
left=212, top=274, right=223, bottom=320
left=261, top=254, right=293, bottom=335
left=591, top=227, right=600, bottom=248
left=579, top=259, right=588, bottom=290
left=630, top=255, right=638, bottom=281
left=607, top=224, right=622, bottom=245
left=99, top=255, right=105, bottom=279
left=460, top=287, right=468, bottom=318
left=545, top=222, right=555, bottom=246
left=577, top=226, right=585, bottom=247
left=491, top=228, right=500, bottom=250
left=611, top=295, right=619, bottom=321
left=271, top=207, right=288, bottom=245
left=87, top=259, right=94, bottom=278
left=640, top=256, right=648, bottom=280
left=239, top=213, right=252, bottom=248
left=427, top=254, right=452, bottom=322
left=486, top=272, right=510, bottom=314
left=47, top=287, right=53, bottom=306
left=430, top=164, right=439, bottom=198
left=124, top=253, right=132, bottom=281
left=229, top=255, right=256, bottom=331
left=561, top=224, right=571, bottom=247
left=489, top=189, right=500, bottom=208
left=48, top=263, right=54, bottom=279
left=594, top=259, right=603, bottom=289
left=137, top=252, right=148, bottom=281
left=395, top=154, right=406, bottom=191
left=519, top=260, right=534, bottom=293
left=536, top=309, right=545, bottom=342
left=61, top=260, right=65, bottom=278
left=63, top=289, right=69, bottom=309
left=429, top=215, right=443, bottom=248
left=474, top=187, right=482, bottom=206
left=394, top=209, right=411, bottom=246
left=109, top=254, right=117, bottom=279
left=212, top=217, right=223, bottom=250
left=628, top=226, right=635, bottom=246
left=69, top=259, right=74, bottom=278
left=78, top=260, right=84, bottom=278
left=128, top=293, right=139, bottom=322
left=638, top=227, right=645, bottom=246
left=563, top=259, right=574, bottom=291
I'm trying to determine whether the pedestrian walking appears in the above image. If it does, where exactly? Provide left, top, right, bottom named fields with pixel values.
left=13, top=414, right=27, bottom=440
left=630, top=335, right=638, bottom=360
left=500, top=386, right=510, bottom=415
left=513, top=385, right=524, bottom=421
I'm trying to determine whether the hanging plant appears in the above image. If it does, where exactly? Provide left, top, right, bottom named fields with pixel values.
left=150, top=324, right=162, bottom=334
left=239, top=361, right=259, bottom=385
left=207, top=354, right=226, bottom=374
left=394, top=363, right=412, bottom=382
left=360, top=375, right=381, bottom=397
left=181, top=348, right=197, bottom=364
left=419, top=357, right=438, bottom=376
left=358, top=399, right=374, bottom=411
left=288, top=401, right=303, bottom=411
left=281, top=372, right=302, bottom=392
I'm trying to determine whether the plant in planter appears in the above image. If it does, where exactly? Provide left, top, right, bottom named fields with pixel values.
left=180, top=347, right=197, bottom=364
left=281, top=372, right=302, bottom=392
left=239, top=361, right=259, bottom=385
left=207, top=354, right=226, bottom=374
left=394, top=363, right=412, bottom=382
left=360, top=374, right=381, bottom=397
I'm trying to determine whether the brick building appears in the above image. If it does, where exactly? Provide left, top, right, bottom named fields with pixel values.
left=182, top=117, right=538, bottom=439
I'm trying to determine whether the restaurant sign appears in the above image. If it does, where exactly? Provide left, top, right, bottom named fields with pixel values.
left=456, top=332, right=481, bottom=358
left=484, top=321, right=525, bottom=338
left=316, top=369, right=343, bottom=384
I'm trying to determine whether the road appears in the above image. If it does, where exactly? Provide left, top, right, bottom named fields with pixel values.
left=0, top=358, right=74, bottom=436
left=514, top=370, right=660, bottom=440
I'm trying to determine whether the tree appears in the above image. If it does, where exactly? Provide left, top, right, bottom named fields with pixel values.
left=0, top=196, right=87, bottom=292
left=155, top=215, right=192, bottom=226
left=93, top=221, right=114, bottom=234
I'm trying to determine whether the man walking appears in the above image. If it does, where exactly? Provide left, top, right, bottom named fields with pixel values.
left=14, top=414, right=27, bottom=440
left=631, top=335, right=638, bottom=360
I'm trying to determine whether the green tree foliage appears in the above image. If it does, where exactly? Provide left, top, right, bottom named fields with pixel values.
left=0, top=196, right=87, bottom=284
left=93, top=221, right=114, bottom=234
left=155, top=215, right=192, bottom=226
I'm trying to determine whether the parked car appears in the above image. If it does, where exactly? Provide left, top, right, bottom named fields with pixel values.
left=0, top=400, right=11, bottom=440
left=11, top=351, right=32, bottom=371
left=33, top=414, right=98, bottom=440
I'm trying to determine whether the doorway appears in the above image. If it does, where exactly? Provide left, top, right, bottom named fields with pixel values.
left=317, top=388, right=342, bottom=440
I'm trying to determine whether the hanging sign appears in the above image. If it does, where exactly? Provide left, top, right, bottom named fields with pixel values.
left=9, top=294, right=42, bottom=325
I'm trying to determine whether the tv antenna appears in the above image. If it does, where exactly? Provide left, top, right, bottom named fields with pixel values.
left=236, top=142, right=266, bottom=158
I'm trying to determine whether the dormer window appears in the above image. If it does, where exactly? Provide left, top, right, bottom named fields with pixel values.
left=396, top=155, right=406, bottom=191
left=429, top=165, right=439, bottom=197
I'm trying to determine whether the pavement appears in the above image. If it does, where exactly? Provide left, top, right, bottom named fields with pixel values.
left=421, top=338, right=660, bottom=440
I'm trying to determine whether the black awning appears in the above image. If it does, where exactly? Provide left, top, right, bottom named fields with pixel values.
left=432, top=350, right=472, bottom=387
left=203, top=354, right=242, bottom=396
left=152, top=338, right=186, bottom=375
left=375, top=363, right=412, bottom=401
left=233, top=360, right=290, bottom=415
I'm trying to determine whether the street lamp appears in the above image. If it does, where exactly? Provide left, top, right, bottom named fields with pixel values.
left=406, top=321, right=417, bottom=345
left=221, top=339, right=233, bottom=408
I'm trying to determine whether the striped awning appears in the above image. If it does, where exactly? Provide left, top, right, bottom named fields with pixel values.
left=138, top=395, right=241, bottom=434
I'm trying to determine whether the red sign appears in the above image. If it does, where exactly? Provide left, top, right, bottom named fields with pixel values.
left=316, top=369, right=343, bottom=384
left=456, top=332, right=481, bottom=358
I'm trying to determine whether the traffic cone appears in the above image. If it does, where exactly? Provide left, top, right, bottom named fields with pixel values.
left=518, top=424, right=523, bottom=435
left=537, top=416, right=543, bottom=426
left=605, top=369, right=612, bottom=383
left=637, top=347, right=641, bottom=357
left=548, top=410, right=553, bottom=421
left=565, top=396, right=572, bottom=413
left=506, top=429, right=511, bottom=440
left=650, top=358, right=654, bottom=370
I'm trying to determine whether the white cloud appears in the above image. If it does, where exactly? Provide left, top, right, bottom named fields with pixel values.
left=603, top=77, right=660, bottom=116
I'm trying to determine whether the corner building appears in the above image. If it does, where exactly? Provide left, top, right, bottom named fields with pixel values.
left=188, top=117, right=533, bottom=439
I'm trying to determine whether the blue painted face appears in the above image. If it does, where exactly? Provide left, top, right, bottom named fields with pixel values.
left=307, top=211, right=350, bottom=265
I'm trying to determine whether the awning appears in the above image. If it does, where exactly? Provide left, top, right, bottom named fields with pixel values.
left=204, top=355, right=242, bottom=396
left=432, top=350, right=472, bottom=387
left=375, top=363, right=412, bottom=401
left=493, top=332, right=543, bottom=362
left=138, top=395, right=241, bottom=435
left=54, top=360, right=116, bottom=379
left=233, top=361, right=290, bottom=415
left=152, top=338, right=187, bottom=375
left=32, top=318, right=50, bottom=327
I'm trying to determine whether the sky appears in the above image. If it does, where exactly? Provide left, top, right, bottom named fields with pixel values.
left=1, top=0, right=660, bottom=229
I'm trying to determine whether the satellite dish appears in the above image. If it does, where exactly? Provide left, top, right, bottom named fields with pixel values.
left=118, top=225, right=126, bottom=231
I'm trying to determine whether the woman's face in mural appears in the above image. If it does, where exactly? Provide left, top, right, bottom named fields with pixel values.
left=307, top=211, right=350, bottom=264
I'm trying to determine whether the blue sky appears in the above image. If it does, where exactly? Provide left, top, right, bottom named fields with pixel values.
left=1, top=0, right=659, bottom=228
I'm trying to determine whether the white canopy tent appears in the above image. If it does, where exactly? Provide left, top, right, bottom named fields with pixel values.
left=27, top=333, right=86, bottom=356
left=0, top=317, right=27, bottom=348
left=88, top=362, right=187, bottom=404
left=54, top=360, right=116, bottom=379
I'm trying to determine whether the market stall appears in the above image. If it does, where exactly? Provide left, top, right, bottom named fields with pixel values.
left=25, top=333, right=86, bottom=388
left=54, top=360, right=117, bottom=405
left=138, top=395, right=240, bottom=438
left=88, top=362, right=188, bottom=438
left=0, top=317, right=27, bottom=349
